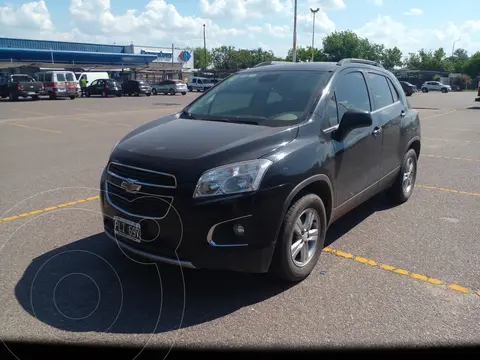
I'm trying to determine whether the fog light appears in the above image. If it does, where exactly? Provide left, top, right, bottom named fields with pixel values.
left=233, top=224, right=245, bottom=236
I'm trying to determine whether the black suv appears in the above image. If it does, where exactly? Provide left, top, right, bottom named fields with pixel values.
left=100, top=59, right=421, bottom=283
left=122, top=80, right=152, bottom=97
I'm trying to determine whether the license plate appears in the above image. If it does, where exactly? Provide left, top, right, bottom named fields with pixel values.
left=58, top=88, right=66, bottom=92
left=114, top=216, right=141, bottom=243
left=28, top=92, right=35, bottom=95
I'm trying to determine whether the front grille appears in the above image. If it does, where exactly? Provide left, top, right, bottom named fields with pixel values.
left=107, top=162, right=176, bottom=188
left=106, top=182, right=173, bottom=219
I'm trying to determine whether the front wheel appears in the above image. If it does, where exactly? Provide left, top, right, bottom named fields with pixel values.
left=181, top=92, right=186, bottom=95
left=152, top=88, right=157, bottom=95
left=9, top=92, right=18, bottom=101
left=69, top=95, right=76, bottom=100
left=441, top=88, right=448, bottom=93
left=169, top=89, right=175, bottom=95
left=270, top=194, right=327, bottom=283
left=386, top=148, right=418, bottom=205
left=146, top=93, right=151, bottom=97
left=421, top=87, right=428, bottom=93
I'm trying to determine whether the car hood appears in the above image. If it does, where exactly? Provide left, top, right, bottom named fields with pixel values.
left=110, top=113, right=298, bottom=181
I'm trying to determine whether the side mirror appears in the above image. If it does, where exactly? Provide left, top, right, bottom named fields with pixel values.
left=334, top=108, right=372, bottom=140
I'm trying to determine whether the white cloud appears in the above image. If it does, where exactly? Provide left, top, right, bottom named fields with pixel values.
left=200, top=0, right=292, bottom=20
left=0, top=0, right=54, bottom=33
left=308, top=0, right=346, bottom=10
left=355, top=15, right=480, bottom=57
left=404, top=8, right=423, bottom=16
left=369, top=0, right=383, bottom=6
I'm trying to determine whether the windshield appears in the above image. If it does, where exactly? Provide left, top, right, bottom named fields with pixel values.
left=56, top=73, right=66, bottom=81
left=184, top=70, right=331, bottom=126
left=65, top=73, right=75, bottom=81
left=13, top=75, right=34, bottom=82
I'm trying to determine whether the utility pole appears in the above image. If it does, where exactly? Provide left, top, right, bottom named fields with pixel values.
left=292, top=0, right=298, bottom=62
left=203, top=24, right=207, bottom=71
left=310, top=8, right=319, bottom=62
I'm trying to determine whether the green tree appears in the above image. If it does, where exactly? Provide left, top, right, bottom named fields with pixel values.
left=464, top=51, right=480, bottom=79
left=322, top=30, right=366, bottom=61
left=450, top=48, right=470, bottom=74
left=193, top=47, right=212, bottom=69
left=404, top=48, right=453, bottom=72
left=382, top=46, right=403, bottom=70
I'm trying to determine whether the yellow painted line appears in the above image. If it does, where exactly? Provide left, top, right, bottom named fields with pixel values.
left=322, top=248, right=476, bottom=296
left=423, top=154, right=480, bottom=162
left=0, top=195, right=100, bottom=224
left=422, top=109, right=456, bottom=120
left=3, top=122, right=61, bottom=134
left=423, top=137, right=478, bottom=143
left=416, top=184, right=480, bottom=197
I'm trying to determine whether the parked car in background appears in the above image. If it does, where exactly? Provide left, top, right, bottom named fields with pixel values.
left=151, top=79, right=188, bottom=95
left=477, top=79, right=480, bottom=100
left=399, top=81, right=417, bottom=96
left=187, top=77, right=214, bottom=92
left=0, top=74, right=44, bottom=101
left=35, top=71, right=77, bottom=100
left=421, top=81, right=451, bottom=93
left=85, top=79, right=122, bottom=97
left=100, top=58, right=421, bottom=283
left=122, top=80, right=152, bottom=96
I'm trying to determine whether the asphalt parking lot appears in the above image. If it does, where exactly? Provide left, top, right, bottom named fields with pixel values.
left=0, top=90, right=479, bottom=351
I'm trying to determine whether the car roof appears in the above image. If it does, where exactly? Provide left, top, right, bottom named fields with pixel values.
left=241, top=61, right=391, bottom=75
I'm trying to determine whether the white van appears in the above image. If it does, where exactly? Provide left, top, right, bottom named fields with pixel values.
left=77, top=72, right=110, bottom=86
left=35, top=70, right=78, bottom=100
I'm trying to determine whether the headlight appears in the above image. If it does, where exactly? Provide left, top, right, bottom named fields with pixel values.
left=193, top=159, right=273, bottom=198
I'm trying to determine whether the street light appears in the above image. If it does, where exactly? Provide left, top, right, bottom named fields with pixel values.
left=452, top=38, right=460, bottom=57
left=310, top=8, right=319, bottom=62
left=203, top=24, right=207, bottom=71
left=292, top=0, right=298, bottom=62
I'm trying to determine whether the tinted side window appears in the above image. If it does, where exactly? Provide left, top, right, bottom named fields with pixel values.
left=45, top=74, right=52, bottom=82
left=335, top=71, right=371, bottom=120
left=192, top=79, right=197, bottom=83
left=387, top=78, right=400, bottom=103
left=367, top=73, right=394, bottom=110
left=321, top=93, right=339, bottom=129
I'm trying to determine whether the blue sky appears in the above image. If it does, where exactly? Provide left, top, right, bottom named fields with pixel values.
left=1, top=0, right=479, bottom=58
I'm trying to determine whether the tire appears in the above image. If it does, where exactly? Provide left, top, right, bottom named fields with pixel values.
left=152, top=89, right=157, bottom=95
left=146, top=93, right=151, bottom=97
left=406, top=92, right=412, bottom=97
left=69, top=95, right=76, bottom=100
left=270, top=194, right=327, bottom=283
left=441, top=88, right=448, bottom=93
left=9, top=92, right=18, bottom=101
left=187, top=86, right=192, bottom=91
left=86, top=91, right=91, bottom=97
left=49, top=92, right=57, bottom=100
left=421, top=87, right=428, bottom=93
left=32, top=95, right=39, bottom=101
left=101, top=90, right=107, bottom=98
left=386, top=148, right=418, bottom=205
left=169, top=88, right=175, bottom=95
left=182, top=92, right=186, bottom=95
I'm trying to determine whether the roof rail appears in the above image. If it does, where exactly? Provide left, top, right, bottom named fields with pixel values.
left=337, top=58, right=384, bottom=68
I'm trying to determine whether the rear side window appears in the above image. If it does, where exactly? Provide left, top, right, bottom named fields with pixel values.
left=45, top=74, right=52, bottom=82
left=386, top=78, right=400, bottom=103
left=367, top=73, right=394, bottom=110
left=56, top=73, right=66, bottom=81
left=335, top=71, right=371, bottom=120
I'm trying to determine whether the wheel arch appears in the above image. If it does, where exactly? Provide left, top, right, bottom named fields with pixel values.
left=405, top=136, right=421, bottom=160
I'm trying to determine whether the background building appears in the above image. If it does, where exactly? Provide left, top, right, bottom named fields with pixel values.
left=0, top=37, right=194, bottom=84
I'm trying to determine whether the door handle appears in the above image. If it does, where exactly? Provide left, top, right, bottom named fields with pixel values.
left=400, top=110, right=406, bottom=117
left=372, top=127, right=382, bottom=136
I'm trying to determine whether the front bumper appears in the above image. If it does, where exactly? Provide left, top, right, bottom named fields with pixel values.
left=100, top=168, right=291, bottom=273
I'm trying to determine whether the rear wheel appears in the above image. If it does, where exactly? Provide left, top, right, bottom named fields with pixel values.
left=152, top=88, right=157, bottom=95
left=270, top=194, right=327, bottom=283
left=101, top=90, right=107, bottom=97
left=441, top=88, right=448, bottom=93
left=182, top=92, right=186, bottom=95
left=86, top=91, right=91, bottom=97
left=169, top=88, right=175, bottom=95
left=146, top=93, right=151, bottom=97
left=386, top=149, right=418, bottom=205
left=8, top=92, right=18, bottom=101
left=421, top=87, right=428, bottom=93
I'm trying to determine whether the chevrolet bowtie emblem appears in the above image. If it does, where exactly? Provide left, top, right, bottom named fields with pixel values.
left=120, top=179, right=142, bottom=193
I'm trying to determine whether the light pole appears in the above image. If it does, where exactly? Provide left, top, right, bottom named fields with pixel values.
left=203, top=24, right=207, bottom=71
left=310, top=8, right=319, bottom=62
left=452, top=38, right=460, bottom=57
left=292, top=0, right=298, bottom=62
